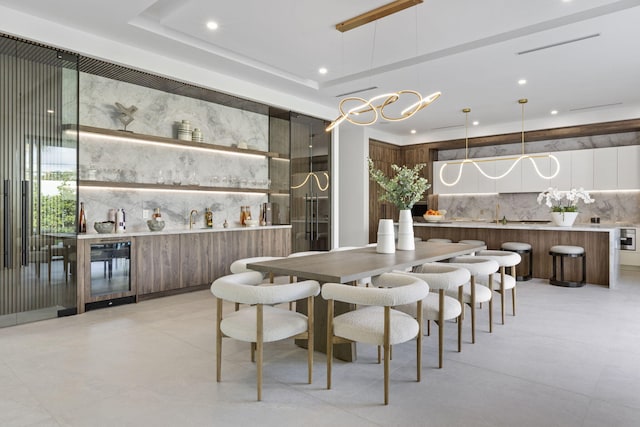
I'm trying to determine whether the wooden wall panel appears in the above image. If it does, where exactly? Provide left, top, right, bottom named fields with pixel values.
left=369, top=140, right=402, bottom=243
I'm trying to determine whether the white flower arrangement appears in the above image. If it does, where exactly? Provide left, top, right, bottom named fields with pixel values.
left=537, top=187, right=595, bottom=212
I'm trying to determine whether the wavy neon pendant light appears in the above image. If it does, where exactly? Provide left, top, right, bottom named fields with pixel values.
left=439, top=99, right=560, bottom=187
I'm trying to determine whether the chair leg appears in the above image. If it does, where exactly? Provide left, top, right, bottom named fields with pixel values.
left=416, top=299, right=423, bottom=381
left=500, top=267, right=506, bottom=325
left=438, top=289, right=445, bottom=368
left=216, top=298, right=223, bottom=382
left=256, top=305, right=264, bottom=401
left=470, top=276, right=476, bottom=344
left=488, top=274, right=493, bottom=333
left=384, top=306, right=391, bottom=405
left=307, top=295, right=314, bottom=384
left=512, top=287, right=517, bottom=316
left=327, top=299, right=334, bottom=390
left=457, top=286, right=463, bottom=352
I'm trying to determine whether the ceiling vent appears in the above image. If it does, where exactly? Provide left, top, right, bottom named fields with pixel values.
left=517, top=33, right=600, bottom=55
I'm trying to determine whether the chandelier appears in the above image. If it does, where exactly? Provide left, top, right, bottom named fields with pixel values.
left=439, top=99, right=561, bottom=186
left=325, top=0, right=440, bottom=132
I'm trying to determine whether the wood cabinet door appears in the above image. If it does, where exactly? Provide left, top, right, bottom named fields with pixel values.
left=179, top=233, right=212, bottom=287
left=135, top=234, right=181, bottom=295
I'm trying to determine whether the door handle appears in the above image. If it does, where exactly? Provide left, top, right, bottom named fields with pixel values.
left=21, top=180, right=29, bottom=266
left=3, top=179, right=12, bottom=268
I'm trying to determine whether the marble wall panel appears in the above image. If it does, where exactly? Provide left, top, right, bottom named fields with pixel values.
left=437, top=191, right=640, bottom=225
left=78, top=73, right=275, bottom=233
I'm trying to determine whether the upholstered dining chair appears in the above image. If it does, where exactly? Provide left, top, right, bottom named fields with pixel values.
left=210, top=271, right=320, bottom=401
left=442, top=257, right=499, bottom=344
left=322, top=272, right=429, bottom=405
left=393, top=263, right=471, bottom=368
left=474, top=250, right=521, bottom=324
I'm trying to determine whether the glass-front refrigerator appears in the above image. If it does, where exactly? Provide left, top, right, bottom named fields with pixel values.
left=290, top=114, right=331, bottom=252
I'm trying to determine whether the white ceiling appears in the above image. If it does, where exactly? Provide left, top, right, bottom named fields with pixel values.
left=2, top=0, right=640, bottom=143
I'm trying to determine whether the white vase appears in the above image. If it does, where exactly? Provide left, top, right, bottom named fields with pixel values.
left=376, top=219, right=395, bottom=254
left=397, top=209, right=415, bottom=251
left=551, top=211, right=578, bottom=227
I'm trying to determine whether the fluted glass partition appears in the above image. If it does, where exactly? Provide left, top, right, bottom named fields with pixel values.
left=0, top=35, right=78, bottom=327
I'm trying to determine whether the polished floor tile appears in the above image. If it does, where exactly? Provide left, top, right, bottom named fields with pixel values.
left=1, top=270, right=639, bottom=426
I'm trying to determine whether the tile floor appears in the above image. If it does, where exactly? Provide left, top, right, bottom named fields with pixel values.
left=1, top=270, right=640, bottom=426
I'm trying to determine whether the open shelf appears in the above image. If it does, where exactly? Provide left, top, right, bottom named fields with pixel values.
left=79, top=180, right=289, bottom=195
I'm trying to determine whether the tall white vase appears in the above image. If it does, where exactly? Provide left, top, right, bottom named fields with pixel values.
left=551, top=211, right=578, bottom=227
left=376, top=219, right=395, bottom=254
left=397, top=209, right=415, bottom=251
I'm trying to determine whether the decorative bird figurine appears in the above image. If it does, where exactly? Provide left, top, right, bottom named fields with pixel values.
left=115, top=102, right=138, bottom=131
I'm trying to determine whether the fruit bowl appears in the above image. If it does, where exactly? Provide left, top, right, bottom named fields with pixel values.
left=94, top=221, right=114, bottom=234
left=423, top=209, right=447, bottom=222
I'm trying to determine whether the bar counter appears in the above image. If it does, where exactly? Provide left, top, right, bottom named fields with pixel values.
left=413, top=221, right=621, bottom=287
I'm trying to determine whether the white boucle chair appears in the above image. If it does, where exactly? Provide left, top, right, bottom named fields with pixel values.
left=210, top=271, right=320, bottom=401
left=322, top=273, right=429, bottom=405
left=443, top=257, right=499, bottom=344
left=391, top=263, right=471, bottom=368
left=229, top=256, right=291, bottom=309
left=475, top=250, right=522, bottom=324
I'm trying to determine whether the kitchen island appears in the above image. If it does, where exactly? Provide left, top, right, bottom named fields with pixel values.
left=413, top=221, right=620, bottom=288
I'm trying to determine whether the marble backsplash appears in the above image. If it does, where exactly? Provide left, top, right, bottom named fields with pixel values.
left=78, top=73, right=276, bottom=232
left=437, top=191, right=640, bottom=225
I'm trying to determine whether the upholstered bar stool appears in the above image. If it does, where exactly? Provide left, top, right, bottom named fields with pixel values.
left=475, top=250, right=521, bottom=325
left=549, top=245, right=586, bottom=287
left=501, top=242, right=532, bottom=281
left=394, top=263, right=470, bottom=368
left=458, top=240, right=486, bottom=255
left=442, top=257, right=499, bottom=344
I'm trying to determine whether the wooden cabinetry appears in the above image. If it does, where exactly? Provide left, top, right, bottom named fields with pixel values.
left=369, top=141, right=402, bottom=242
left=134, top=234, right=181, bottom=295
left=179, top=233, right=212, bottom=288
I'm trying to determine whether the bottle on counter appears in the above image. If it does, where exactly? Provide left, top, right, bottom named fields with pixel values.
left=245, top=206, right=252, bottom=221
left=116, top=209, right=124, bottom=233
left=205, top=208, right=213, bottom=228
left=78, top=202, right=87, bottom=233
left=240, top=206, right=246, bottom=226
left=152, top=207, right=162, bottom=219
left=122, top=209, right=126, bottom=231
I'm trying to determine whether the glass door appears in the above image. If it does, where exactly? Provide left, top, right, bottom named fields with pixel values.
left=0, top=36, right=79, bottom=327
left=290, top=114, right=331, bottom=252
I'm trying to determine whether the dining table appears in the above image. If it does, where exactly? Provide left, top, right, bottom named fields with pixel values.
left=247, top=241, right=485, bottom=361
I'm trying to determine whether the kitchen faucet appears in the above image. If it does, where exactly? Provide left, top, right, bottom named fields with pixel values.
left=495, top=203, right=500, bottom=225
left=189, top=209, right=198, bottom=229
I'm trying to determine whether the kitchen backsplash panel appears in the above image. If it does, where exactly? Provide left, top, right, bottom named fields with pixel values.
left=438, top=191, right=640, bottom=225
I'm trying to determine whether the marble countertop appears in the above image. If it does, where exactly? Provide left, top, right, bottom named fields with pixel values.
left=413, top=220, right=626, bottom=232
left=78, top=224, right=291, bottom=239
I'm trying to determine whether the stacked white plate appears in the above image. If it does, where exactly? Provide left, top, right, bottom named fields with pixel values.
left=376, top=219, right=396, bottom=253
left=178, top=120, right=192, bottom=141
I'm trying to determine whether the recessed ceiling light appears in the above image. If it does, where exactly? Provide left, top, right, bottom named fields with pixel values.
left=318, top=67, right=328, bottom=75
left=518, top=79, right=527, bottom=85
left=472, top=121, right=479, bottom=126
left=410, top=129, right=416, bottom=134
left=206, top=21, right=219, bottom=30
left=551, top=110, right=559, bottom=115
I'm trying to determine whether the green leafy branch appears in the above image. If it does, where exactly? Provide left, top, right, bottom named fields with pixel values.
left=368, top=158, right=430, bottom=211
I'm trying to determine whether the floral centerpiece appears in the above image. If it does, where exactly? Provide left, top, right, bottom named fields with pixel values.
left=368, top=159, right=430, bottom=251
left=367, top=159, right=430, bottom=210
left=537, top=187, right=594, bottom=226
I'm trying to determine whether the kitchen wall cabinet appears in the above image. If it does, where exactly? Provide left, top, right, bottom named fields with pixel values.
left=570, top=150, right=594, bottom=189
left=434, top=145, right=639, bottom=195
left=618, top=145, right=640, bottom=189
left=593, top=147, right=618, bottom=190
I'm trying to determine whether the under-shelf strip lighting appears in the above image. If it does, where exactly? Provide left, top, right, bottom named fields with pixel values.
left=439, top=100, right=561, bottom=187
left=67, top=129, right=267, bottom=159
left=80, top=185, right=268, bottom=196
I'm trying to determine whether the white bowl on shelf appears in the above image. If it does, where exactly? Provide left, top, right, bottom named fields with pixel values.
left=244, top=219, right=259, bottom=227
